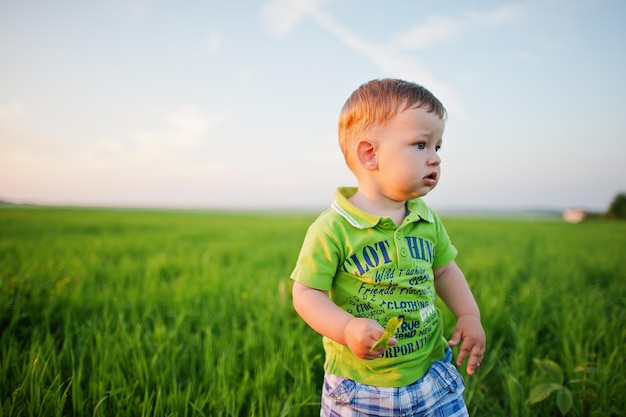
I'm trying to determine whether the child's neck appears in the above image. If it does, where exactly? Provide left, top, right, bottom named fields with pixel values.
left=349, top=191, right=407, bottom=227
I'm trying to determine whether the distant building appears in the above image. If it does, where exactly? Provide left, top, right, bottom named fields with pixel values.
left=563, top=209, right=588, bottom=223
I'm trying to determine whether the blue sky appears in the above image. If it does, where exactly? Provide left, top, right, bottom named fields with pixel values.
left=1, top=0, right=624, bottom=211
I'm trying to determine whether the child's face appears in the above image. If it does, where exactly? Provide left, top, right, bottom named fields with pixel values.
left=368, top=106, right=445, bottom=201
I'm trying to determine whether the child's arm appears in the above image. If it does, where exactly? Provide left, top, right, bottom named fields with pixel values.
left=292, top=281, right=394, bottom=360
left=433, top=260, right=486, bottom=375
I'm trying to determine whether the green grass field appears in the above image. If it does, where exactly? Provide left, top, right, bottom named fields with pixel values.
left=1, top=207, right=625, bottom=416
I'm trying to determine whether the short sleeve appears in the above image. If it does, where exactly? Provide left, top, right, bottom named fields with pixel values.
left=290, top=219, right=342, bottom=292
left=431, top=212, right=458, bottom=269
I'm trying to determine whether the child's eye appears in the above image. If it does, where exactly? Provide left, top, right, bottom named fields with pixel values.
left=435, top=145, right=441, bottom=152
left=415, top=142, right=426, bottom=150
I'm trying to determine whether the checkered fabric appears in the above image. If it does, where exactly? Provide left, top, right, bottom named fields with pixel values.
left=321, top=349, right=468, bottom=417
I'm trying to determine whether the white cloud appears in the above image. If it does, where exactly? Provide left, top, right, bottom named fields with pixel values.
left=0, top=105, right=231, bottom=204
left=271, top=2, right=528, bottom=119
left=302, top=6, right=467, bottom=117
left=207, top=34, right=222, bottom=54
left=237, top=68, right=256, bottom=86
left=165, top=106, right=220, bottom=147
left=0, top=101, right=25, bottom=124
left=91, top=106, right=229, bottom=176
left=392, top=15, right=462, bottom=50
left=473, top=3, right=522, bottom=26
left=117, top=0, right=152, bottom=21
left=307, top=8, right=384, bottom=57
left=392, top=4, right=523, bottom=50
left=260, top=0, right=322, bottom=36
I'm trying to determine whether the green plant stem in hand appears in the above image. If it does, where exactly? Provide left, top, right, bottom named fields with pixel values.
left=371, top=317, right=403, bottom=351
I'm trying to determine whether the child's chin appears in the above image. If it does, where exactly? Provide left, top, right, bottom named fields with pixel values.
left=420, top=184, right=438, bottom=195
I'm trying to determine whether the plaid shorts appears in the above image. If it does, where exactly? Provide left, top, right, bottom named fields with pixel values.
left=320, top=349, right=468, bottom=417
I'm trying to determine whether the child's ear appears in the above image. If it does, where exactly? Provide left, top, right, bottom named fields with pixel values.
left=355, top=139, right=378, bottom=170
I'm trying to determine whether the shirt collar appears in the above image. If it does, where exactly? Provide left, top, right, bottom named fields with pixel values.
left=331, top=187, right=434, bottom=229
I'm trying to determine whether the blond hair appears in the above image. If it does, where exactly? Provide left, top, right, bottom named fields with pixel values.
left=338, top=79, right=446, bottom=168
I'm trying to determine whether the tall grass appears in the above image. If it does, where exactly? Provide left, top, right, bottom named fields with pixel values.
left=1, top=208, right=321, bottom=416
left=1, top=208, right=625, bottom=416
left=441, top=218, right=626, bottom=416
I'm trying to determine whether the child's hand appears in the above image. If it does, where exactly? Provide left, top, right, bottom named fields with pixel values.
left=448, top=314, right=486, bottom=375
left=343, top=318, right=397, bottom=360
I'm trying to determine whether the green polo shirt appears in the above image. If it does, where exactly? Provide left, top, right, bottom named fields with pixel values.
left=291, top=187, right=458, bottom=387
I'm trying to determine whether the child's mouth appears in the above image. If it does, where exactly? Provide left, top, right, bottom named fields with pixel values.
left=423, top=172, right=438, bottom=186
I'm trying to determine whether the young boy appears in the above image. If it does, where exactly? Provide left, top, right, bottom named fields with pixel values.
left=291, top=79, right=486, bottom=416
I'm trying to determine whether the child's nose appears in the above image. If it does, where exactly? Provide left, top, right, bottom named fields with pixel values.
left=428, top=150, right=441, bottom=165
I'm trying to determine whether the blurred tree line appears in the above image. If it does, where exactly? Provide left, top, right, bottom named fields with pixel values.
left=605, top=192, right=626, bottom=219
